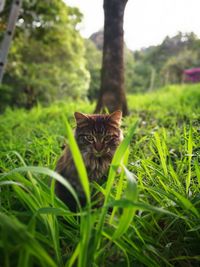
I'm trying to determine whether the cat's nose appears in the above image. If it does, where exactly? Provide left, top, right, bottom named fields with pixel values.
left=94, top=142, right=103, bottom=152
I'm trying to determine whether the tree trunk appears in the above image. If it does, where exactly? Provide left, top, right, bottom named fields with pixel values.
left=0, top=0, right=6, bottom=13
left=0, top=0, right=22, bottom=83
left=95, top=0, right=129, bottom=116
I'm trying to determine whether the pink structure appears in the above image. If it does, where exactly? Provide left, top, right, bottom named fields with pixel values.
left=183, top=68, right=200, bottom=83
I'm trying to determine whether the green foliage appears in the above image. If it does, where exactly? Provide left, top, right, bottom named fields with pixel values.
left=84, top=39, right=102, bottom=100
left=0, top=0, right=90, bottom=110
left=130, top=62, right=153, bottom=93
left=86, top=31, right=200, bottom=95
left=0, top=84, right=200, bottom=266
left=124, top=45, right=136, bottom=93
left=161, top=49, right=198, bottom=84
left=132, top=32, right=200, bottom=91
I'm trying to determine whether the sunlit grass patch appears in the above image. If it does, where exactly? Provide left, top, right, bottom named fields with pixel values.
left=0, top=84, right=200, bottom=266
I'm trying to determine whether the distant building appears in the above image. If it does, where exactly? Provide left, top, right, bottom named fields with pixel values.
left=183, top=68, right=200, bottom=83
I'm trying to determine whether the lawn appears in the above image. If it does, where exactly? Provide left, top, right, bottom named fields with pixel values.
left=0, top=84, right=200, bottom=267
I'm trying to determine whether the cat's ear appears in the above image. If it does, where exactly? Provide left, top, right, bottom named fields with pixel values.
left=74, top=112, right=88, bottom=127
left=109, top=110, right=122, bottom=127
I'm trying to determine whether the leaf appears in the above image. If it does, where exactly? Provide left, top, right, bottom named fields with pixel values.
left=62, top=117, right=92, bottom=267
left=64, top=116, right=91, bottom=206
left=0, top=180, right=27, bottom=189
left=112, top=166, right=138, bottom=239
left=37, top=207, right=73, bottom=216
left=0, top=212, right=57, bottom=267
left=0, top=166, right=80, bottom=209
left=93, top=121, right=138, bottom=259
left=107, top=199, right=178, bottom=217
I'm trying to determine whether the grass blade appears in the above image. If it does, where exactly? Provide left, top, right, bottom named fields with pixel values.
left=112, top=166, right=138, bottom=239
left=64, top=116, right=91, bottom=206
left=63, top=116, right=92, bottom=267
left=186, top=125, right=193, bottom=194
left=0, top=166, right=80, bottom=209
left=92, top=121, right=138, bottom=261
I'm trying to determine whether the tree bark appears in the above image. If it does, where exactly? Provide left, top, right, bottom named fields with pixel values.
left=95, top=0, right=129, bottom=116
left=0, top=0, right=22, bottom=83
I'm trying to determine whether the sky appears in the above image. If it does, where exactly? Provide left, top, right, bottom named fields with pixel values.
left=66, top=0, right=200, bottom=51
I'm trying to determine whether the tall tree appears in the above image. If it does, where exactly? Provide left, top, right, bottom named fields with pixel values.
left=95, top=0, right=129, bottom=116
left=0, top=0, right=90, bottom=110
left=0, top=0, right=22, bottom=83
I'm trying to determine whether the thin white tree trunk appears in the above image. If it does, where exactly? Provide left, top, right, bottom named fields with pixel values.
left=0, top=0, right=22, bottom=83
left=0, top=0, right=6, bottom=13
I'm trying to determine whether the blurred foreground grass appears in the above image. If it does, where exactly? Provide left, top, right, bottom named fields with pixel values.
left=0, top=84, right=200, bottom=267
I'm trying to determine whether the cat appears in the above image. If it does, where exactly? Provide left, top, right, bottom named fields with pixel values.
left=55, top=110, right=123, bottom=211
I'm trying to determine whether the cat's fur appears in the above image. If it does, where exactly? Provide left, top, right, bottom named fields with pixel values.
left=55, top=110, right=123, bottom=211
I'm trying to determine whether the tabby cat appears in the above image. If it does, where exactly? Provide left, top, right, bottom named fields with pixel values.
left=55, top=110, right=123, bottom=211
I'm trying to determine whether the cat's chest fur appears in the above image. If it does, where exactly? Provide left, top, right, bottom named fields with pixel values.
left=81, top=151, right=110, bottom=181
left=62, top=146, right=111, bottom=181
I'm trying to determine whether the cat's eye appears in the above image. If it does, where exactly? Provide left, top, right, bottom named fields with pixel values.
left=104, top=135, right=111, bottom=142
left=85, top=135, right=94, bottom=142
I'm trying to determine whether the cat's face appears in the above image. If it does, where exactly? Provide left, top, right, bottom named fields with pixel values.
left=74, top=111, right=123, bottom=160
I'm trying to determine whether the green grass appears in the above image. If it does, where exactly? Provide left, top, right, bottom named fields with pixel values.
left=0, top=84, right=200, bottom=267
